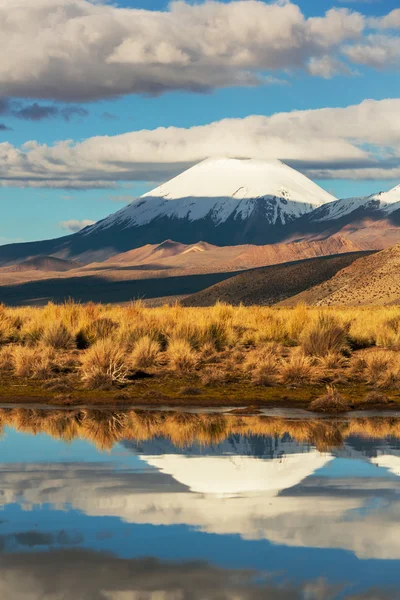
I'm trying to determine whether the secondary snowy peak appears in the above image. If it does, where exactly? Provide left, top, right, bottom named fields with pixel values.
left=311, top=183, right=400, bottom=223
left=91, top=158, right=336, bottom=233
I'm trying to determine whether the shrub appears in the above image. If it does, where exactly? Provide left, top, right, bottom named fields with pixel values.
left=301, top=314, right=349, bottom=357
left=167, top=338, right=198, bottom=373
left=131, top=336, right=161, bottom=369
left=309, top=385, right=350, bottom=413
left=12, top=345, right=56, bottom=379
left=81, top=339, right=128, bottom=388
left=43, top=323, right=75, bottom=350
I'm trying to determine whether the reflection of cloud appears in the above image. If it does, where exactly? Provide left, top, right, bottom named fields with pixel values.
left=0, top=530, right=84, bottom=550
left=1, top=455, right=400, bottom=560
left=0, top=549, right=343, bottom=600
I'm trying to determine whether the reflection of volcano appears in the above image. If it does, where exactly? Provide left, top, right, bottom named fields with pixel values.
left=371, top=453, right=400, bottom=476
left=125, top=434, right=310, bottom=459
left=141, top=451, right=332, bottom=496
left=1, top=444, right=400, bottom=560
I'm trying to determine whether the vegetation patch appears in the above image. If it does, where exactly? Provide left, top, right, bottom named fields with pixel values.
left=0, top=301, right=400, bottom=410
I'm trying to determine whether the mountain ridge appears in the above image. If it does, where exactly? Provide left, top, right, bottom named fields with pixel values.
left=0, top=159, right=399, bottom=269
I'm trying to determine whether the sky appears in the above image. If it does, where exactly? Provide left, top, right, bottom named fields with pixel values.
left=0, top=0, right=400, bottom=244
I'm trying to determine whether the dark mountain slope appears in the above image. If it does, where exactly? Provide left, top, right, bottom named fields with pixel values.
left=182, top=251, right=374, bottom=307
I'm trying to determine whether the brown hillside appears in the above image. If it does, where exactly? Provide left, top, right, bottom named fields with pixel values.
left=0, top=256, right=79, bottom=273
left=279, top=244, right=400, bottom=306
left=95, top=235, right=361, bottom=274
left=182, top=251, right=372, bottom=307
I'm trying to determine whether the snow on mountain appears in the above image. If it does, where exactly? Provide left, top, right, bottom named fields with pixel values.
left=88, top=158, right=336, bottom=234
left=309, top=184, right=400, bottom=223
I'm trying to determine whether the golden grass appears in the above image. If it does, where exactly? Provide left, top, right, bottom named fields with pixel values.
left=80, top=339, right=128, bottom=388
left=131, top=336, right=161, bottom=369
left=1, top=407, right=400, bottom=452
left=309, top=385, right=350, bottom=413
left=167, top=337, right=198, bottom=373
left=12, top=345, right=56, bottom=379
left=2, top=301, right=400, bottom=393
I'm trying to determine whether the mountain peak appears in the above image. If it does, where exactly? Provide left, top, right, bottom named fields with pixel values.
left=141, top=157, right=336, bottom=206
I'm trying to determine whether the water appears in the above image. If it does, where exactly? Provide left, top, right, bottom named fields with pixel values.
left=1, top=409, right=400, bottom=599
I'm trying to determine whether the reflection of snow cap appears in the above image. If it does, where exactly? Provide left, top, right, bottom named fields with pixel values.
left=142, top=452, right=333, bottom=497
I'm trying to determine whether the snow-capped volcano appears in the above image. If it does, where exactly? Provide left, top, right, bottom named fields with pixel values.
left=89, top=158, right=335, bottom=238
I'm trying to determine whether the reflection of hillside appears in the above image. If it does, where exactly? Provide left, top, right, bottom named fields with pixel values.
left=0, top=549, right=345, bottom=600
left=2, top=408, right=400, bottom=451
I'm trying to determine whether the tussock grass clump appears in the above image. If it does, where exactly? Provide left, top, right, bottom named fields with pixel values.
left=0, top=346, right=13, bottom=371
left=89, top=318, right=119, bottom=341
left=42, top=323, right=75, bottom=350
left=0, top=314, right=16, bottom=345
left=131, top=336, right=161, bottom=369
left=80, top=339, right=128, bottom=388
left=167, top=338, right=198, bottom=373
left=280, top=350, right=317, bottom=385
left=361, top=391, right=390, bottom=407
left=243, top=343, right=281, bottom=387
left=12, top=345, right=56, bottom=379
left=309, top=385, right=350, bottom=413
left=301, top=314, right=349, bottom=357
left=364, top=351, right=394, bottom=385
left=200, top=366, right=228, bottom=386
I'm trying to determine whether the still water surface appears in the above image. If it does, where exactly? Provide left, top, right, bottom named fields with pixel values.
left=1, top=409, right=400, bottom=599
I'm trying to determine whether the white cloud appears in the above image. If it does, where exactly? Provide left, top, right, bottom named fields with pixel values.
left=369, top=9, right=400, bottom=29
left=307, top=55, right=352, bottom=78
left=59, top=219, right=95, bottom=232
left=0, top=0, right=395, bottom=101
left=343, top=35, right=400, bottom=68
left=0, top=99, right=400, bottom=187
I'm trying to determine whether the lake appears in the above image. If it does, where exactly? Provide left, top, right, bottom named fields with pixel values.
left=1, top=408, right=400, bottom=599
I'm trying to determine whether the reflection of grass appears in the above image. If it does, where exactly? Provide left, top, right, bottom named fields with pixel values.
left=1, top=408, right=400, bottom=451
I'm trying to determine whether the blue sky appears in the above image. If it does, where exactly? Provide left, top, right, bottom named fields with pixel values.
left=1, top=0, right=400, bottom=243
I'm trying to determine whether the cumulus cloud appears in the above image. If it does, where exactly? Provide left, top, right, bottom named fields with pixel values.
left=60, top=219, right=96, bottom=232
left=370, top=9, right=400, bottom=29
left=307, top=55, right=352, bottom=78
left=0, top=0, right=396, bottom=101
left=343, top=35, right=400, bottom=68
left=0, top=99, right=400, bottom=187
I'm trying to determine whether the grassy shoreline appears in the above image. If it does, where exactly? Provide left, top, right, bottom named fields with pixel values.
left=0, top=374, right=399, bottom=411
left=3, top=302, right=400, bottom=412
